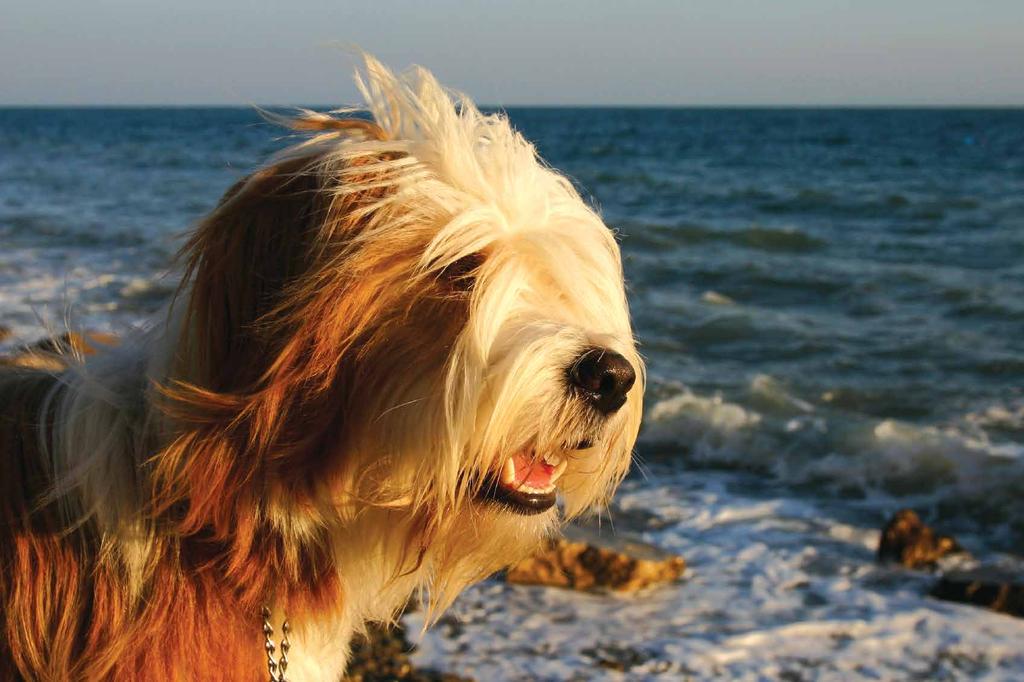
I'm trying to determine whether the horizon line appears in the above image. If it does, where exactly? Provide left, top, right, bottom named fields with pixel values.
left=1, top=102, right=1023, bottom=110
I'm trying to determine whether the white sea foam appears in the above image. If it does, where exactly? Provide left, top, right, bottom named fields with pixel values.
left=408, top=471, right=1024, bottom=681
left=0, top=245, right=168, bottom=352
left=964, top=402, right=1024, bottom=436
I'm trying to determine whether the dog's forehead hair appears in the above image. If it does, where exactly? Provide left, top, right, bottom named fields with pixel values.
left=271, top=57, right=620, bottom=274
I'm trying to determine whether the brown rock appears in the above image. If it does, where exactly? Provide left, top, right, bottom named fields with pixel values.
left=877, top=509, right=964, bottom=569
left=0, top=325, right=11, bottom=343
left=344, top=622, right=471, bottom=682
left=0, top=331, right=118, bottom=370
left=506, top=523, right=686, bottom=592
left=930, top=568, right=1024, bottom=618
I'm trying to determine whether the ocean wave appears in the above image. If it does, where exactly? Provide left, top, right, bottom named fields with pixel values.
left=625, top=221, right=826, bottom=254
left=756, top=188, right=981, bottom=220
left=735, top=226, right=826, bottom=252
left=965, top=402, right=1024, bottom=436
left=641, top=382, right=1024, bottom=543
left=0, top=212, right=149, bottom=248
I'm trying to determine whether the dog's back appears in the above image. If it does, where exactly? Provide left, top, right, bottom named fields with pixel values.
left=0, top=366, right=87, bottom=680
left=0, top=358, right=270, bottom=680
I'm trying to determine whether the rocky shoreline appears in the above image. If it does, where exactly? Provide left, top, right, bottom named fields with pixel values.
left=878, top=508, right=1023, bottom=619
left=344, top=623, right=471, bottom=682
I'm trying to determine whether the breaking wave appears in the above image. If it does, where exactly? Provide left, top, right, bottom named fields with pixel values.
left=642, top=379, right=1024, bottom=544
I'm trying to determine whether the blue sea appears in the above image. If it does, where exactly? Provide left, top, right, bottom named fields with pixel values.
left=2, top=107, right=1023, bottom=679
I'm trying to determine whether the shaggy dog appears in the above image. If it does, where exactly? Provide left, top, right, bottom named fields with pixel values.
left=0, top=56, right=642, bottom=681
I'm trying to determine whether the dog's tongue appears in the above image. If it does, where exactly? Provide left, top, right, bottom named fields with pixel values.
left=510, top=451, right=555, bottom=488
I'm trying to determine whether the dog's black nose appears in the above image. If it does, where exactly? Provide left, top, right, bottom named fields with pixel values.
left=567, top=348, right=636, bottom=415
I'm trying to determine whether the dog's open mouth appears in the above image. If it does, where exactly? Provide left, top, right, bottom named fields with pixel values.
left=477, top=450, right=568, bottom=515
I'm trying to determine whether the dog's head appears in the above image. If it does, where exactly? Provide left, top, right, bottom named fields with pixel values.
left=168, top=56, right=642, bottom=607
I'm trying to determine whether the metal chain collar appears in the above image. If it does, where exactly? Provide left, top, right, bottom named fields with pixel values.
left=261, top=606, right=291, bottom=682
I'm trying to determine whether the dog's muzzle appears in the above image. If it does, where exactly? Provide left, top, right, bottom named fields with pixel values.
left=476, top=347, right=635, bottom=516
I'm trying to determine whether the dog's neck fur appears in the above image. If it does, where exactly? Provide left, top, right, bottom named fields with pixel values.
left=26, top=304, right=437, bottom=680
left=23, top=152, right=412, bottom=675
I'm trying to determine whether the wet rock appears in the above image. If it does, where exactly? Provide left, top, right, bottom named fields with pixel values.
left=0, top=331, right=118, bottom=370
left=344, top=622, right=471, bottom=682
left=505, top=523, right=686, bottom=592
left=930, top=568, right=1024, bottom=618
left=581, top=643, right=654, bottom=672
left=0, top=325, right=11, bottom=343
left=877, top=509, right=964, bottom=569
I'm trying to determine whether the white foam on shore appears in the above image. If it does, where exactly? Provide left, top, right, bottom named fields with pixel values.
left=408, top=470, right=1024, bottom=681
left=0, top=245, right=170, bottom=352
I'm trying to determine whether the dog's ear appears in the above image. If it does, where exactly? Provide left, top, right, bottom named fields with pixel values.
left=151, top=157, right=337, bottom=544
left=176, top=142, right=404, bottom=396
left=155, top=148, right=409, bottom=534
left=177, top=155, right=327, bottom=393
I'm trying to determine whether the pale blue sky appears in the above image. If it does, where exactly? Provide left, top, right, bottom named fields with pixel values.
left=2, top=1, right=1022, bottom=106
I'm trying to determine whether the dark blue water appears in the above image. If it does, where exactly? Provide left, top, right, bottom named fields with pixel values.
left=2, top=106, right=1023, bottom=543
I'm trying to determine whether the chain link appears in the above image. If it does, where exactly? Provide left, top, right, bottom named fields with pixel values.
left=261, top=606, right=292, bottom=682
left=279, top=617, right=291, bottom=679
